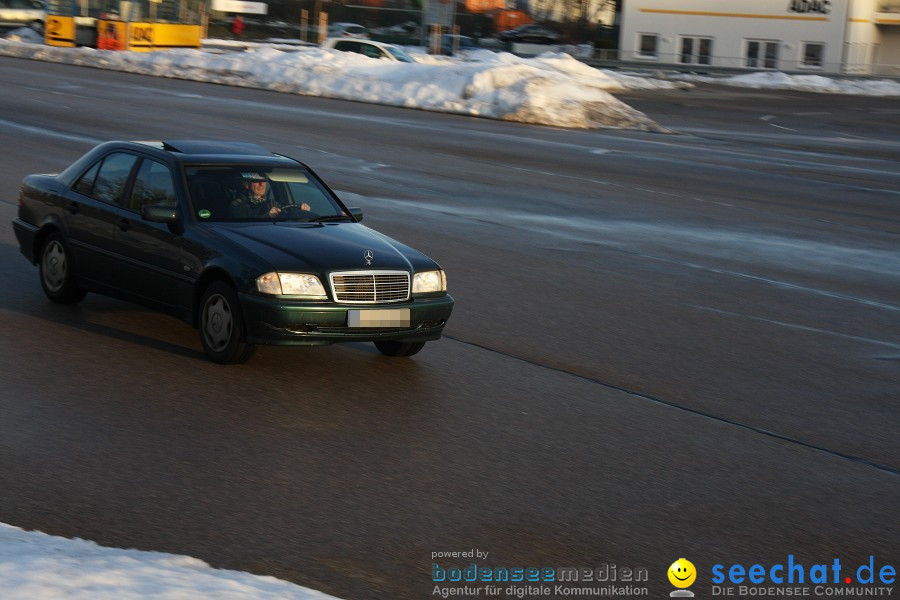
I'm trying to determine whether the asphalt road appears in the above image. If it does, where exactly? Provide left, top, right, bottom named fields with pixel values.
left=0, top=57, right=898, bottom=599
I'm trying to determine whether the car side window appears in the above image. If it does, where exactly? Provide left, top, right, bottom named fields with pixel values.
left=334, top=41, right=359, bottom=53
left=128, top=159, right=176, bottom=212
left=92, top=152, right=138, bottom=204
left=361, top=44, right=383, bottom=59
left=73, top=161, right=101, bottom=196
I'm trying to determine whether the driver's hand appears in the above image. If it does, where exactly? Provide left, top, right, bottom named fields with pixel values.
left=301, top=202, right=311, bottom=211
left=268, top=206, right=282, bottom=217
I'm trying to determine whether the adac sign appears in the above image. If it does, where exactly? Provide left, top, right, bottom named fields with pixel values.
left=94, top=21, right=201, bottom=51
left=788, top=0, right=832, bottom=14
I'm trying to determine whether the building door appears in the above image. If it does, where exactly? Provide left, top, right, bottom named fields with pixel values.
left=680, top=37, right=712, bottom=65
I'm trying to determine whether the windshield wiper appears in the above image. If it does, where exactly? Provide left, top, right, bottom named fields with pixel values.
left=313, top=214, right=354, bottom=222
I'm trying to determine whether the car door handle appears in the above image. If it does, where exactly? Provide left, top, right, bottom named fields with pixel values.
left=117, top=217, right=131, bottom=232
left=66, top=202, right=80, bottom=215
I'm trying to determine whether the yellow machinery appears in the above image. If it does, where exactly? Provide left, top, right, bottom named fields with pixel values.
left=44, top=0, right=202, bottom=50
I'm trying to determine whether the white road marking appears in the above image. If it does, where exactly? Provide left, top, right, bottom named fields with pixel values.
left=0, top=119, right=101, bottom=144
left=691, top=305, right=900, bottom=349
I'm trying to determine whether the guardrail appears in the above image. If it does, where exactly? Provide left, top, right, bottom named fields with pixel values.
left=585, top=49, right=900, bottom=79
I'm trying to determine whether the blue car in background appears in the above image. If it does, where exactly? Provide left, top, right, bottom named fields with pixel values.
left=441, top=34, right=476, bottom=56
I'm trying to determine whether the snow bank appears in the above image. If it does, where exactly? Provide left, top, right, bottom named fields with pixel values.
left=0, top=523, right=339, bottom=600
left=0, top=37, right=670, bottom=131
left=677, top=71, right=900, bottom=96
left=2, top=27, right=43, bottom=44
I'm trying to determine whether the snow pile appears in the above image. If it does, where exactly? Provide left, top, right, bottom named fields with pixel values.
left=0, top=523, right=339, bottom=600
left=0, top=36, right=670, bottom=130
left=2, top=27, right=43, bottom=44
left=678, top=71, right=900, bottom=96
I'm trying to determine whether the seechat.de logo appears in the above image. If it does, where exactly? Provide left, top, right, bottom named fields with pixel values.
left=711, top=556, right=896, bottom=586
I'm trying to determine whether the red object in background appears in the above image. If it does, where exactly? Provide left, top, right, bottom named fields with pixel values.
left=494, top=10, right=532, bottom=32
left=231, top=15, right=245, bottom=37
left=464, top=0, right=505, bottom=13
left=97, top=20, right=124, bottom=50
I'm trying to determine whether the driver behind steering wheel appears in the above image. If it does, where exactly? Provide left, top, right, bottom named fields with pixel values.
left=230, top=172, right=310, bottom=218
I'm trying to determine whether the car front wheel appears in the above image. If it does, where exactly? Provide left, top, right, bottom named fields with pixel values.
left=199, top=282, right=255, bottom=364
left=374, top=340, right=425, bottom=357
left=39, top=232, right=86, bottom=304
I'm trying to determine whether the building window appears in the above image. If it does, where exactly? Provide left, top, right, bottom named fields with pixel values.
left=746, top=40, right=779, bottom=69
left=679, top=36, right=713, bottom=65
left=638, top=34, right=658, bottom=58
left=802, top=42, right=825, bottom=68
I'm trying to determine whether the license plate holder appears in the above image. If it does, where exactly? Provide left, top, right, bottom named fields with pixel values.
left=347, top=308, right=410, bottom=328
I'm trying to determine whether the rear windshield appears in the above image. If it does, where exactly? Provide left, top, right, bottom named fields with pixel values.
left=186, top=166, right=349, bottom=222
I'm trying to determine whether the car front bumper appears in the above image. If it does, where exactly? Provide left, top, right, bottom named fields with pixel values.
left=239, top=293, right=454, bottom=346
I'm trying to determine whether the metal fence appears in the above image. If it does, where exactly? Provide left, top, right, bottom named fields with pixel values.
left=589, top=49, right=900, bottom=78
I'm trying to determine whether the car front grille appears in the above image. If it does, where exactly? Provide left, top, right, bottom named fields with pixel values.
left=329, top=271, right=410, bottom=304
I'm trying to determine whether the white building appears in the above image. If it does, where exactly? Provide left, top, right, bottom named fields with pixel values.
left=619, top=0, right=900, bottom=75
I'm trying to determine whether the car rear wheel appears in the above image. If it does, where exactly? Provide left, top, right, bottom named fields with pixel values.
left=374, top=340, right=425, bottom=357
left=199, top=282, right=255, bottom=364
left=39, top=232, right=86, bottom=304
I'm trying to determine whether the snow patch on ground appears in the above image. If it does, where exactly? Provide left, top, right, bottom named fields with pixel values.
left=676, top=71, right=900, bottom=96
left=0, top=523, right=340, bottom=600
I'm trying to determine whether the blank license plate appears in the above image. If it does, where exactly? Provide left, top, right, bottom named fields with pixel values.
left=347, top=308, right=410, bottom=327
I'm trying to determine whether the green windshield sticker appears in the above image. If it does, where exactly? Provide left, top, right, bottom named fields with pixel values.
left=198, top=209, right=211, bottom=219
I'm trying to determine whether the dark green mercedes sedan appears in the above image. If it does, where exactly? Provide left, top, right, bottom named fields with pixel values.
left=12, top=140, right=453, bottom=364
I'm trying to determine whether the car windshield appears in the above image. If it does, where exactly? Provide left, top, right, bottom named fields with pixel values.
left=386, top=46, right=414, bottom=62
left=186, top=166, right=350, bottom=223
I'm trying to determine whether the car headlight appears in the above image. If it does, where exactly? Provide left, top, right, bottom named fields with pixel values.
left=256, top=272, right=327, bottom=298
left=412, top=270, right=447, bottom=294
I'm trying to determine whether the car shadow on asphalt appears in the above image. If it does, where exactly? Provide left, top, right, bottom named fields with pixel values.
left=3, top=252, right=208, bottom=363
left=21, top=300, right=209, bottom=362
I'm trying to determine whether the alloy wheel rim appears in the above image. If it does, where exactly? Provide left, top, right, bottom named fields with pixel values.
left=41, top=241, right=67, bottom=292
left=203, top=294, right=233, bottom=352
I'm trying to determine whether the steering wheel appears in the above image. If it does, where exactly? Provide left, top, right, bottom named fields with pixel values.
left=279, top=204, right=315, bottom=216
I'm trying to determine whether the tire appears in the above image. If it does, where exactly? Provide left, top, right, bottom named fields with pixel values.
left=199, top=281, right=255, bottom=364
left=39, top=232, right=86, bottom=304
left=374, top=340, right=425, bottom=357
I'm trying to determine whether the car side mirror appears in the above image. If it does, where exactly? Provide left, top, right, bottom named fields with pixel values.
left=348, top=206, right=363, bottom=222
left=142, top=204, right=179, bottom=223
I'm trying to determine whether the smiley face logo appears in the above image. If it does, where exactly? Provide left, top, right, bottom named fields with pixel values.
left=668, top=558, right=696, bottom=588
